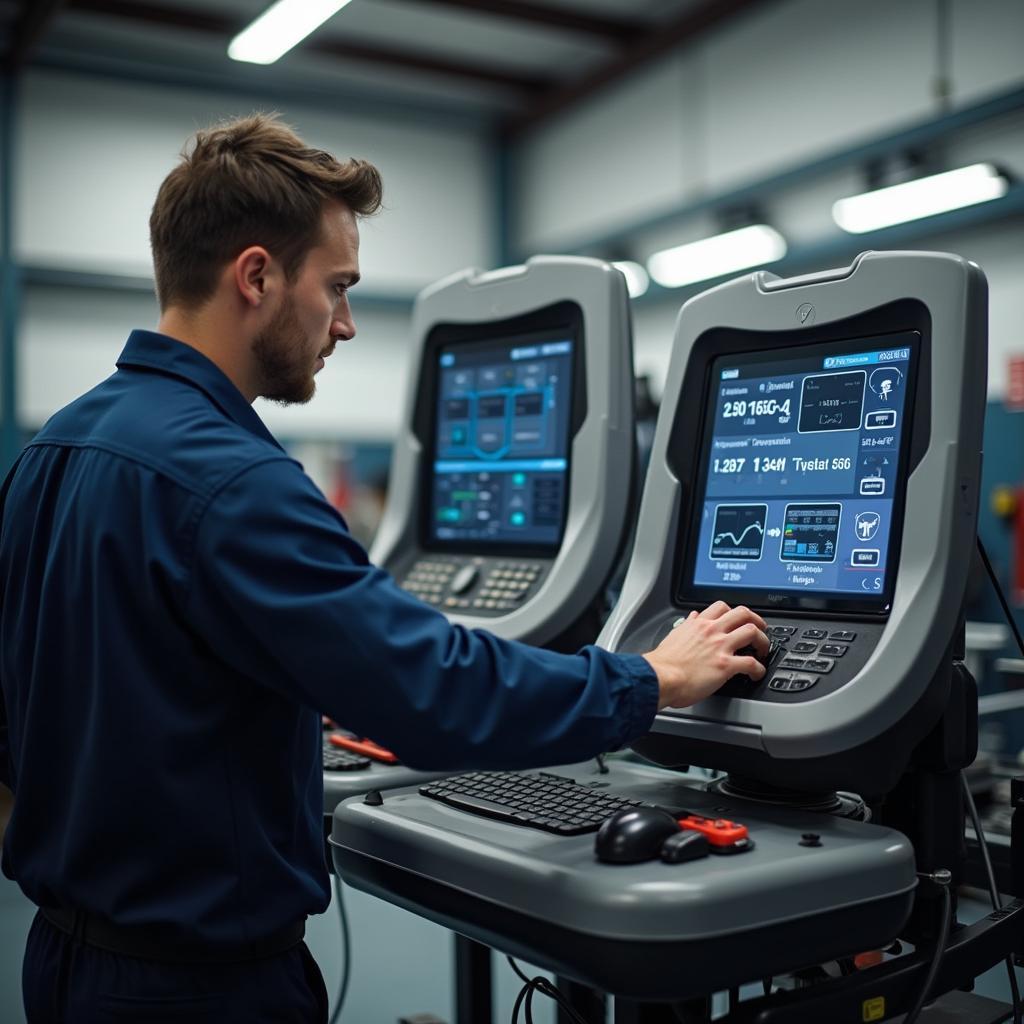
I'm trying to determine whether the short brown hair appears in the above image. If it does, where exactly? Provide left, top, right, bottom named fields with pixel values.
left=150, top=113, right=383, bottom=310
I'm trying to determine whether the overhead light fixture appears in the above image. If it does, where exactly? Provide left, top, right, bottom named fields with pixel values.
left=646, top=225, right=787, bottom=289
left=832, top=163, right=1009, bottom=234
left=612, top=261, right=649, bottom=299
left=228, top=0, right=354, bottom=65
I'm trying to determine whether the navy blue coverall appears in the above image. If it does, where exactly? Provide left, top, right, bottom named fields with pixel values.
left=0, top=331, right=659, bottom=1021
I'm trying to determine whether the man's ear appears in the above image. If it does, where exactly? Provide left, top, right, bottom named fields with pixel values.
left=234, top=246, right=277, bottom=308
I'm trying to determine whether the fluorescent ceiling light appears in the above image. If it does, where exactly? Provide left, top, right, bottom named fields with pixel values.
left=647, top=225, right=787, bottom=289
left=612, top=261, right=649, bottom=299
left=228, top=0, right=354, bottom=65
left=832, top=163, right=1009, bottom=234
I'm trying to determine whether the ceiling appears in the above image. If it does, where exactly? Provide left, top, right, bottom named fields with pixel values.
left=3, top=0, right=773, bottom=132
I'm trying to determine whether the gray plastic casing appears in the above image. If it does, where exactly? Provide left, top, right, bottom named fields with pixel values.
left=333, top=761, right=915, bottom=942
left=370, top=256, right=635, bottom=647
left=598, top=251, right=987, bottom=760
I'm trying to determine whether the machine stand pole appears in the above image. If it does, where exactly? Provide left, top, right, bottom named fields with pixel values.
left=454, top=934, right=492, bottom=1024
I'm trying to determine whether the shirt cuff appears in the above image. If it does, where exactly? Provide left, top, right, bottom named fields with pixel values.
left=615, top=652, right=660, bottom=744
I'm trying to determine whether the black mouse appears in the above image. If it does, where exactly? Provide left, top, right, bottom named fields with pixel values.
left=660, top=829, right=710, bottom=864
left=594, top=806, right=680, bottom=863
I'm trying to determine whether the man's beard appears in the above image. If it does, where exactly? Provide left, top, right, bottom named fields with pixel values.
left=253, top=295, right=318, bottom=405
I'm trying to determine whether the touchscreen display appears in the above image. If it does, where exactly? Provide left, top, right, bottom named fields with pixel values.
left=686, top=332, right=918, bottom=609
left=428, top=333, right=575, bottom=548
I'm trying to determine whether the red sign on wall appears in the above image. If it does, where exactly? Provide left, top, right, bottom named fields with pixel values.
left=1008, top=356, right=1024, bottom=412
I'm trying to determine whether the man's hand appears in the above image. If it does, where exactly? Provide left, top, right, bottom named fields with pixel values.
left=642, top=601, right=769, bottom=710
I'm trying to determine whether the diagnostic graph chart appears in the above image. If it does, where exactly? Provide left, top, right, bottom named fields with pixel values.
left=710, top=504, right=768, bottom=559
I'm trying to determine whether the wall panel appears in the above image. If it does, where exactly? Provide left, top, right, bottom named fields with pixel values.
left=16, top=70, right=493, bottom=292
left=19, top=284, right=412, bottom=439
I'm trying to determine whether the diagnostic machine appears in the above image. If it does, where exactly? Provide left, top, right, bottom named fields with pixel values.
left=322, top=255, right=636, bottom=812
left=332, top=253, right=1024, bottom=1017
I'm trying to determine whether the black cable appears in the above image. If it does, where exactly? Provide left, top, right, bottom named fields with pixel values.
left=901, top=881, right=952, bottom=1024
left=328, top=874, right=352, bottom=1024
left=507, top=956, right=533, bottom=986
left=976, top=535, right=1024, bottom=1022
left=510, top=976, right=587, bottom=1024
left=977, top=538, right=1024, bottom=658
left=526, top=982, right=539, bottom=1024
left=506, top=957, right=592, bottom=1024
left=511, top=979, right=531, bottom=1024
left=962, top=772, right=1023, bottom=1024
left=964, top=773, right=1004, bottom=909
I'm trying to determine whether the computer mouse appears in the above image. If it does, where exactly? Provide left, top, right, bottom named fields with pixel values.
left=594, top=806, right=680, bottom=864
left=660, top=829, right=710, bottom=863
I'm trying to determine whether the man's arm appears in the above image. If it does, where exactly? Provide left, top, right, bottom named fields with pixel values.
left=185, top=459, right=763, bottom=771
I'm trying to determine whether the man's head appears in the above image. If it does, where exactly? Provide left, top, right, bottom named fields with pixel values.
left=150, top=114, right=382, bottom=403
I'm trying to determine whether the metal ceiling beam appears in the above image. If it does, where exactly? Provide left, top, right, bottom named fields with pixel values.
left=505, top=0, right=778, bottom=135
left=66, top=0, right=555, bottom=94
left=4, top=0, right=68, bottom=72
left=406, top=0, right=641, bottom=45
left=307, top=38, right=552, bottom=93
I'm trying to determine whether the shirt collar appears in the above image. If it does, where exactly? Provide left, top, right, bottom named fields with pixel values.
left=116, top=330, right=284, bottom=451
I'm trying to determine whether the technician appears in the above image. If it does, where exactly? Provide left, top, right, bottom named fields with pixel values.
left=0, top=114, right=769, bottom=1023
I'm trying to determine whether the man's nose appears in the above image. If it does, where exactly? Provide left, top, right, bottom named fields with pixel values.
left=332, top=309, right=356, bottom=342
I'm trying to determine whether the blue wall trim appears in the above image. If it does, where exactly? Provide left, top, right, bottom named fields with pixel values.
left=20, top=265, right=417, bottom=312
left=519, top=82, right=1024, bottom=259
left=632, top=185, right=1024, bottom=307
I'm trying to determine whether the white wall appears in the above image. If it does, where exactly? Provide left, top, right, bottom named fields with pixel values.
left=19, top=284, right=414, bottom=438
left=16, top=70, right=494, bottom=291
left=514, top=51, right=702, bottom=250
left=515, top=0, right=1024, bottom=253
left=13, top=69, right=496, bottom=440
left=514, top=0, right=1024, bottom=402
left=12, top=0, right=1024, bottom=437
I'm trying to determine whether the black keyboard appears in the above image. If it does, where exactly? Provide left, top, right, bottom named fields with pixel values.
left=419, top=771, right=646, bottom=836
left=323, top=740, right=372, bottom=772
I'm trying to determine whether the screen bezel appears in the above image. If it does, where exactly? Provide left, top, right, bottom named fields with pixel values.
left=671, top=300, right=931, bottom=617
left=415, top=301, right=587, bottom=556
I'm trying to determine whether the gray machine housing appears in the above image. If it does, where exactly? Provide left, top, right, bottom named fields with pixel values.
left=323, top=258, right=635, bottom=810
left=332, top=254, right=981, bottom=998
left=370, top=256, right=635, bottom=648
left=600, top=251, right=987, bottom=792
left=332, top=759, right=917, bottom=999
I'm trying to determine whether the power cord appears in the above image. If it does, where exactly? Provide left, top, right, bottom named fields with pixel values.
left=901, top=872, right=952, bottom=1024
left=972, top=536, right=1024, bottom=1024
left=963, top=772, right=1023, bottom=1024
left=328, top=874, right=352, bottom=1024
left=507, top=957, right=593, bottom=1024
